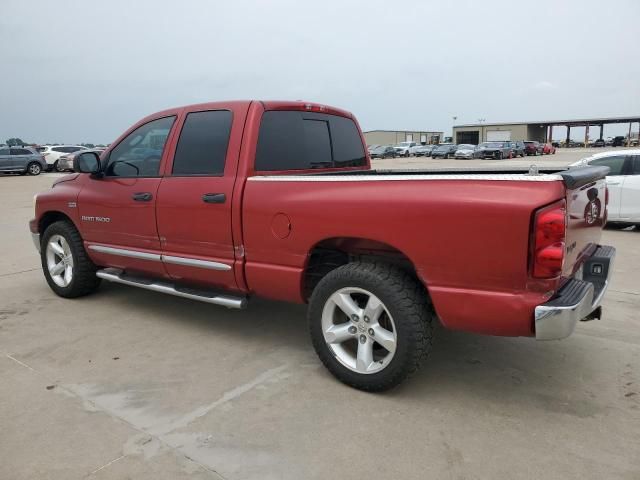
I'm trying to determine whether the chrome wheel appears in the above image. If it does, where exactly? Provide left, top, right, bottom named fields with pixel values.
left=321, top=287, right=397, bottom=374
left=46, top=234, right=74, bottom=287
left=28, top=163, right=41, bottom=175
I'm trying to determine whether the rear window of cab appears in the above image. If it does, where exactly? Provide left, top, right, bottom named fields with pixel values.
left=255, top=111, right=366, bottom=171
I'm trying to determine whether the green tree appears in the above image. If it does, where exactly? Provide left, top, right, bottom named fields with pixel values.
left=5, top=138, right=26, bottom=146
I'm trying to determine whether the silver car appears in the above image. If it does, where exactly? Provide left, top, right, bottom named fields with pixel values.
left=0, top=146, right=47, bottom=175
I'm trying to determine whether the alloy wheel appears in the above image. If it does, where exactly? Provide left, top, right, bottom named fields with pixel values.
left=46, top=234, right=74, bottom=287
left=321, top=287, right=397, bottom=374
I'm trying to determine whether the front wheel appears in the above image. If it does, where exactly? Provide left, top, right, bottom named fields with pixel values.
left=308, top=262, right=434, bottom=392
left=41, top=221, right=101, bottom=298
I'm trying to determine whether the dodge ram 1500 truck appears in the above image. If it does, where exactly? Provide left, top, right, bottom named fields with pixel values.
left=30, top=100, right=616, bottom=391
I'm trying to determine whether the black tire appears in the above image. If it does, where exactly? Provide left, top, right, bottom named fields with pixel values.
left=41, top=220, right=101, bottom=298
left=27, top=162, right=42, bottom=176
left=444, top=154, right=449, bottom=159
left=308, top=262, right=434, bottom=392
left=498, top=152, right=503, bottom=160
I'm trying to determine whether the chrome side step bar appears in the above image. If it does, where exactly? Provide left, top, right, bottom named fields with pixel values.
left=96, top=268, right=247, bottom=309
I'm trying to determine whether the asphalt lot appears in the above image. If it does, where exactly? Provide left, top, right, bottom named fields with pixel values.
left=1, top=148, right=639, bottom=479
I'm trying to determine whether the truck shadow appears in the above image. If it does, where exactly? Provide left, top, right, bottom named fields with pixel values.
left=95, top=282, right=607, bottom=418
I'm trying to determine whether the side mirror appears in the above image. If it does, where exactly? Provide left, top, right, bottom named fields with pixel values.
left=74, top=152, right=101, bottom=175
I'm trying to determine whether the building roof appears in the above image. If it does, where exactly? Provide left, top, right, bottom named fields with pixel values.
left=454, top=115, right=640, bottom=129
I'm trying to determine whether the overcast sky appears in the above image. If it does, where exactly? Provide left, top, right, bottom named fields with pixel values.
left=1, top=0, right=639, bottom=144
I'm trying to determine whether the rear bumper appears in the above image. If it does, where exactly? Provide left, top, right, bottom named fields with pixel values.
left=535, top=245, right=615, bottom=340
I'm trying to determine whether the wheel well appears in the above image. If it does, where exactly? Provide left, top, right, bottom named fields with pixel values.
left=39, top=211, right=75, bottom=235
left=303, top=238, right=419, bottom=300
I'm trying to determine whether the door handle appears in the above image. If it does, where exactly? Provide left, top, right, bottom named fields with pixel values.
left=132, top=192, right=153, bottom=201
left=202, top=193, right=226, bottom=204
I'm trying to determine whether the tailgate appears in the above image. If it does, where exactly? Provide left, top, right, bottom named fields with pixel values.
left=559, top=166, right=609, bottom=278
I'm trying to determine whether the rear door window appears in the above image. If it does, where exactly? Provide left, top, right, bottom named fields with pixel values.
left=0, top=148, right=10, bottom=156
left=255, top=111, right=365, bottom=171
left=590, top=156, right=626, bottom=175
left=172, top=110, right=232, bottom=176
left=11, top=148, right=31, bottom=155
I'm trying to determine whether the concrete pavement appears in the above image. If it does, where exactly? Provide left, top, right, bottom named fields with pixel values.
left=1, top=159, right=639, bottom=479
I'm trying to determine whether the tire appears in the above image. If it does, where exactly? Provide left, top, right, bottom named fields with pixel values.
left=498, top=152, right=503, bottom=160
left=55, top=160, right=66, bottom=172
left=308, top=262, right=434, bottom=392
left=444, top=154, right=449, bottom=159
left=41, top=220, right=101, bottom=298
left=27, top=162, right=42, bottom=176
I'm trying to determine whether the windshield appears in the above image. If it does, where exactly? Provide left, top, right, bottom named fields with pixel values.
left=457, top=144, right=475, bottom=149
left=371, top=146, right=386, bottom=152
left=479, top=142, right=502, bottom=148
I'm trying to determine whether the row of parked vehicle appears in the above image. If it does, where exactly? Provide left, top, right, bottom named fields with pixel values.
left=0, top=144, right=105, bottom=176
left=368, top=140, right=556, bottom=160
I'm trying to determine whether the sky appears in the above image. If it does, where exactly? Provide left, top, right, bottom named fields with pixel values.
left=1, top=0, right=639, bottom=144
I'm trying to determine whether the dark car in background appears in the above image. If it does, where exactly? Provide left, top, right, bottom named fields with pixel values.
left=511, top=141, right=526, bottom=157
left=524, top=141, right=543, bottom=156
left=475, top=141, right=512, bottom=159
left=431, top=143, right=458, bottom=159
left=369, top=145, right=397, bottom=159
left=0, top=146, right=46, bottom=175
left=612, top=136, right=626, bottom=147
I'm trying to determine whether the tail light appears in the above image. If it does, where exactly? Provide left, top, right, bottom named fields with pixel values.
left=531, top=200, right=566, bottom=278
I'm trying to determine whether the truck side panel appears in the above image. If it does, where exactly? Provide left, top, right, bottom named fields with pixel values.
left=241, top=177, right=566, bottom=336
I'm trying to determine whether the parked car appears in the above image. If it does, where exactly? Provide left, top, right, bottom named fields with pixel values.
left=30, top=100, right=615, bottom=392
left=612, top=136, right=626, bottom=147
left=453, top=144, right=476, bottom=159
left=524, top=141, right=543, bottom=156
left=413, top=145, right=436, bottom=157
left=57, top=148, right=105, bottom=172
left=570, top=150, right=640, bottom=227
left=367, top=144, right=380, bottom=153
left=393, top=141, right=418, bottom=157
left=40, top=145, right=88, bottom=171
left=0, top=146, right=47, bottom=175
left=475, top=141, right=512, bottom=159
left=541, top=143, right=556, bottom=155
left=369, top=145, right=397, bottom=159
left=551, top=141, right=561, bottom=148
left=592, top=139, right=606, bottom=148
left=511, top=141, right=526, bottom=157
left=431, top=143, right=458, bottom=158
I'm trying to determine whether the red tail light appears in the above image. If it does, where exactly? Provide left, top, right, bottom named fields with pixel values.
left=531, top=200, right=566, bottom=278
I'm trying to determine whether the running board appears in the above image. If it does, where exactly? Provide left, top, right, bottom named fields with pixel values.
left=96, top=268, right=247, bottom=309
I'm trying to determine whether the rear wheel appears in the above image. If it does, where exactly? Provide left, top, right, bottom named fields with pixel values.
left=27, top=162, right=42, bottom=176
left=41, top=221, right=101, bottom=298
left=498, top=152, right=503, bottom=160
left=309, top=262, right=434, bottom=391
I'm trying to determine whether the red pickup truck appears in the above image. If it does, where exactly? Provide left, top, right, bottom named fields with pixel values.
left=30, top=100, right=615, bottom=391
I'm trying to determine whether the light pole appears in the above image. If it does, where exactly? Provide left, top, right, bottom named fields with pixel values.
left=478, top=118, right=486, bottom=142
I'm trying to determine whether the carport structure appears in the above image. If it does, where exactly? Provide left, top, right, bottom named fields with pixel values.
left=453, top=115, right=640, bottom=145
left=541, top=115, right=640, bottom=145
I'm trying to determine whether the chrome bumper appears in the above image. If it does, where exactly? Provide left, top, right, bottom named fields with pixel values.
left=535, top=245, right=615, bottom=340
left=31, top=232, right=41, bottom=252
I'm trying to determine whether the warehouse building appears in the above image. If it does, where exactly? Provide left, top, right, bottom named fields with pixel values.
left=363, top=130, right=443, bottom=146
left=453, top=115, right=640, bottom=145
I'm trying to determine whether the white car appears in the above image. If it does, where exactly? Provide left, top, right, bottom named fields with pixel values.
left=393, top=141, right=418, bottom=157
left=39, top=145, right=88, bottom=171
left=570, top=150, right=640, bottom=226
